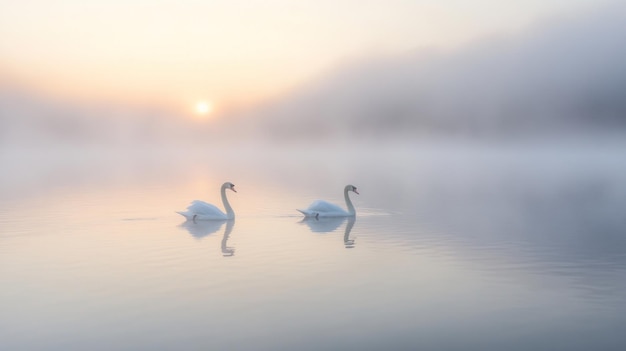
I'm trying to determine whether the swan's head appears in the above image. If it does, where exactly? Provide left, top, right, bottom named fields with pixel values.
left=224, top=182, right=237, bottom=192
left=347, top=184, right=359, bottom=195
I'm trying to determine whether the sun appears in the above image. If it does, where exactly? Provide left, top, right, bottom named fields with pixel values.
left=194, top=100, right=213, bottom=116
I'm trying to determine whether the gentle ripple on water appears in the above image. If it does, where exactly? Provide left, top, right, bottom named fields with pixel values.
left=2, top=144, right=626, bottom=350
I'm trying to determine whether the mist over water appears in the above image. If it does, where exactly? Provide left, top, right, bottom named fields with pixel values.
left=2, top=2, right=626, bottom=350
left=1, top=139, right=626, bottom=350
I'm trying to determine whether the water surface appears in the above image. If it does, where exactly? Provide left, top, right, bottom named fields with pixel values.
left=1, top=141, right=626, bottom=350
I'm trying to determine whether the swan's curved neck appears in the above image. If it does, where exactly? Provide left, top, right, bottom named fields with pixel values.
left=221, top=186, right=235, bottom=219
left=344, top=188, right=356, bottom=216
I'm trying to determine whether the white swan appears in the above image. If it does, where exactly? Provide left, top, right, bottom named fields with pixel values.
left=298, top=185, right=359, bottom=218
left=177, top=182, right=237, bottom=220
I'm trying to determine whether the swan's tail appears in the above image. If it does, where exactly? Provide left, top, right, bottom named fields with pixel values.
left=297, top=209, right=319, bottom=218
left=176, top=211, right=192, bottom=220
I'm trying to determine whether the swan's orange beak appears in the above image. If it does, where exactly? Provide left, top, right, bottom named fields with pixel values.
left=231, top=186, right=237, bottom=193
left=354, top=189, right=359, bottom=195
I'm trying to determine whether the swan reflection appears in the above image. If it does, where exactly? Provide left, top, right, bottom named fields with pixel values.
left=179, top=219, right=225, bottom=239
left=343, top=217, right=356, bottom=248
left=300, top=216, right=356, bottom=248
left=179, top=219, right=236, bottom=256
left=220, top=220, right=235, bottom=256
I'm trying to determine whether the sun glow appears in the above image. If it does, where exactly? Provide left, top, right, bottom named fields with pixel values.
left=195, top=100, right=213, bottom=116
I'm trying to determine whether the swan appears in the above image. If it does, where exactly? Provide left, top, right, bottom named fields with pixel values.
left=297, top=185, right=359, bottom=218
left=177, top=182, right=237, bottom=220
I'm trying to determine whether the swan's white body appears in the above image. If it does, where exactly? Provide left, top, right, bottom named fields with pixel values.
left=298, top=185, right=359, bottom=218
left=177, top=182, right=236, bottom=220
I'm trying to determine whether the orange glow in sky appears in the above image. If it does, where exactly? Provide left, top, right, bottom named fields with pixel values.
left=0, top=0, right=598, bottom=114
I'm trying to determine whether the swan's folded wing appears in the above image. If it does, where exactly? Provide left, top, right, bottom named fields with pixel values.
left=187, top=200, right=224, bottom=215
left=306, top=200, right=346, bottom=214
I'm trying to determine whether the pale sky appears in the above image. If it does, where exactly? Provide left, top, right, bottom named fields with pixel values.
left=0, top=0, right=602, bottom=116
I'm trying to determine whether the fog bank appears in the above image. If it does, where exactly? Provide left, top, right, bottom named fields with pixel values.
left=2, top=2, right=625, bottom=147
left=223, top=2, right=626, bottom=141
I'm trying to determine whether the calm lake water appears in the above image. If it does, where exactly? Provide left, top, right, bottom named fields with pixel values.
left=1, top=141, right=626, bottom=351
